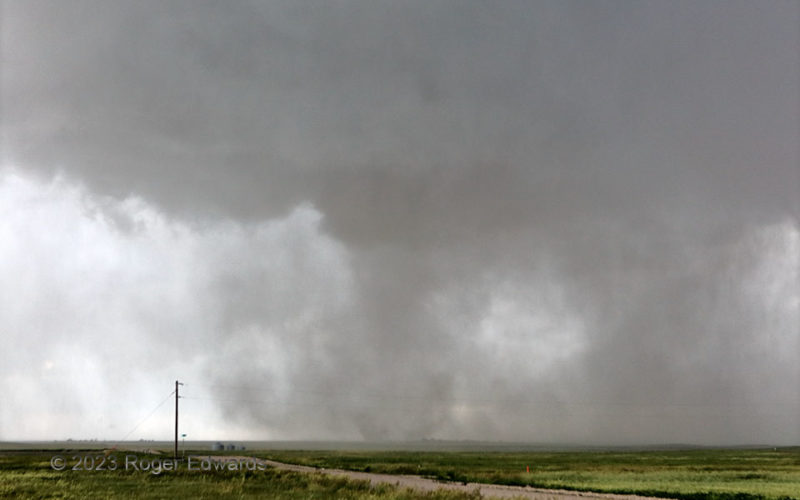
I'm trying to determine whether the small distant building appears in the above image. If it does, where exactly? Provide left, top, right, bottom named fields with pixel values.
left=210, top=442, right=245, bottom=451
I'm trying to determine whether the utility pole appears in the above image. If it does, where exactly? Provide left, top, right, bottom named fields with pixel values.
left=174, top=380, right=183, bottom=460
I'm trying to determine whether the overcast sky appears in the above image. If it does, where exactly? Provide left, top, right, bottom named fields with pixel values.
left=1, top=0, right=798, bottom=445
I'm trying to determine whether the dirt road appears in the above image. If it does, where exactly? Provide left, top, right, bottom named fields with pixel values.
left=203, top=455, right=668, bottom=500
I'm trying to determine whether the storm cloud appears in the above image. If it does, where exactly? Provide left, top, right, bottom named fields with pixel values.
left=1, top=0, right=798, bottom=444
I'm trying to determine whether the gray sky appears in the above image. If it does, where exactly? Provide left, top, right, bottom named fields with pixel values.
left=1, top=0, right=798, bottom=445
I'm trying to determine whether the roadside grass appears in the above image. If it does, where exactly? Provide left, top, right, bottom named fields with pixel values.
left=256, top=447, right=800, bottom=500
left=4, top=447, right=798, bottom=499
left=0, top=451, right=481, bottom=499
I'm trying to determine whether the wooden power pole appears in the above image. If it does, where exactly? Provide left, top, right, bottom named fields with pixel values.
left=174, top=380, right=183, bottom=459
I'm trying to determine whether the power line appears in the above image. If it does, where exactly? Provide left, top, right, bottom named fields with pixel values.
left=110, top=390, right=175, bottom=448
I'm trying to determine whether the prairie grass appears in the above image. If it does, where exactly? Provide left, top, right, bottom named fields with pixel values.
left=257, top=447, right=800, bottom=500
left=0, top=451, right=480, bottom=499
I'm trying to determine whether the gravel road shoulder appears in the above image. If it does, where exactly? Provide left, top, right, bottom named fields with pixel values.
left=201, top=455, right=670, bottom=500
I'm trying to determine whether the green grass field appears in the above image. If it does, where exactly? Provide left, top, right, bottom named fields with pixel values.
left=1, top=447, right=798, bottom=499
left=255, top=447, right=800, bottom=500
left=0, top=451, right=478, bottom=499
